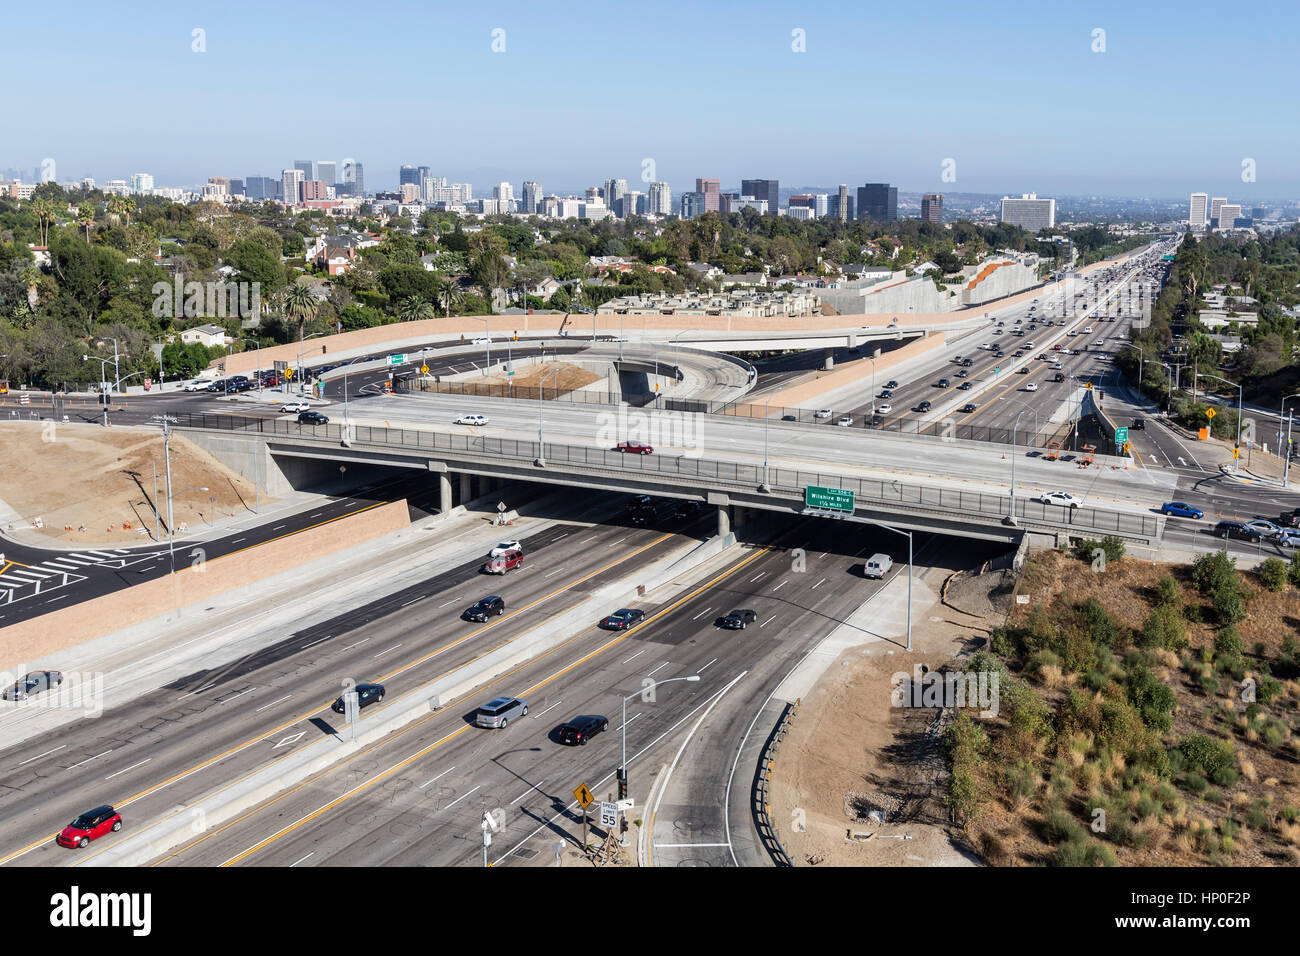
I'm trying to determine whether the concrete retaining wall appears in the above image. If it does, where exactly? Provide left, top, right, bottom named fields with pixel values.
left=757, top=335, right=946, bottom=408
left=0, top=500, right=411, bottom=671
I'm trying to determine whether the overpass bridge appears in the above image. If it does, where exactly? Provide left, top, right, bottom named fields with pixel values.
left=175, top=411, right=1165, bottom=548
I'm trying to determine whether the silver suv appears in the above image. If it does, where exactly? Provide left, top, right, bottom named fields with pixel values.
left=475, top=696, right=528, bottom=728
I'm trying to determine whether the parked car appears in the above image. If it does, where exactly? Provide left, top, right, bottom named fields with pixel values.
left=616, top=440, right=653, bottom=455
left=599, top=608, right=645, bottom=630
left=1214, top=520, right=1261, bottom=543
left=475, top=696, right=527, bottom=728
left=56, top=806, right=122, bottom=849
left=484, top=550, right=523, bottom=574
left=1277, top=529, right=1300, bottom=548
left=716, top=609, right=758, bottom=630
left=331, top=682, right=385, bottom=713
left=455, top=414, right=489, bottom=426
left=2, top=670, right=63, bottom=702
left=1160, top=502, right=1203, bottom=519
left=558, top=714, right=609, bottom=746
left=1038, top=491, right=1082, bottom=509
left=297, top=411, right=329, bottom=425
left=1244, top=519, right=1283, bottom=539
left=183, top=378, right=213, bottom=392
left=463, top=596, right=506, bottom=621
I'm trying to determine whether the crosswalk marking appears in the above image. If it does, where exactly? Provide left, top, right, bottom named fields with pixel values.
left=87, top=550, right=118, bottom=558
left=2, top=571, right=49, bottom=583
left=41, top=560, right=81, bottom=570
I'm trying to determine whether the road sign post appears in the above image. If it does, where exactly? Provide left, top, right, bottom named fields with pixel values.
left=574, top=783, right=594, bottom=857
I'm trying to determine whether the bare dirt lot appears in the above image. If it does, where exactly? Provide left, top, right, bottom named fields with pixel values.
left=0, top=422, right=267, bottom=546
left=481, top=361, right=600, bottom=392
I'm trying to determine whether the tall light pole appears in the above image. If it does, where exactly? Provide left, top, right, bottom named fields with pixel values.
left=762, top=398, right=771, bottom=490
left=476, top=317, right=491, bottom=373
left=83, top=354, right=114, bottom=426
left=867, top=521, right=912, bottom=651
left=296, top=332, right=325, bottom=395
left=1281, top=393, right=1300, bottom=488
left=536, top=365, right=559, bottom=466
left=240, top=337, right=262, bottom=397
left=1195, top=372, right=1243, bottom=472
left=619, top=675, right=700, bottom=845
left=1000, top=398, right=1039, bottom=523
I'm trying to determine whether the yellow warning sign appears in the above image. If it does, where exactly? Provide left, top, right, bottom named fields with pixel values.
left=1231, top=447, right=1239, bottom=458
left=574, top=783, right=594, bottom=808
left=1205, top=408, right=1216, bottom=419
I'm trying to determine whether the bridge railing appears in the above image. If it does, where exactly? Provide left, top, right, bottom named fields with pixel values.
left=171, top=412, right=1162, bottom=540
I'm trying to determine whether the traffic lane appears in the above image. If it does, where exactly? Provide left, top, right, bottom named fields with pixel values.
left=0, top=518, right=687, bottom=865
left=150, top=542, right=782, bottom=865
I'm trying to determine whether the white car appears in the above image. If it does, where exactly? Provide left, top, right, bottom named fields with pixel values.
left=876, top=403, right=893, bottom=414
left=1023, top=383, right=1039, bottom=392
left=490, top=540, right=522, bottom=557
left=455, top=414, right=489, bottom=426
left=815, top=408, right=833, bottom=419
left=184, top=379, right=213, bottom=392
left=1083, top=326, right=1094, bottom=333
left=836, top=416, right=853, bottom=427
left=282, top=401, right=311, bottom=413
left=1052, top=363, right=1063, bottom=370
left=1039, top=492, right=1082, bottom=509
left=472, top=337, right=493, bottom=345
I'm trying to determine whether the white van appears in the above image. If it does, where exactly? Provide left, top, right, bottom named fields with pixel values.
left=864, top=553, right=893, bottom=579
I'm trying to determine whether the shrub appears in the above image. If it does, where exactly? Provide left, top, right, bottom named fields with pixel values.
left=1192, top=550, right=1238, bottom=596
left=1215, top=627, right=1244, bottom=658
left=1259, top=557, right=1288, bottom=592
left=1212, top=587, right=1246, bottom=626
left=1290, top=553, right=1300, bottom=588
left=1043, top=808, right=1087, bottom=844
left=1052, top=838, right=1116, bottom=866
left=1125, top=666, right=1177, bottom=733
left=1179, top=734, right=1236, bottom=780
left=1080, top=598, right=1121, bottom=648
left=1155, top=575, right=1181, bottom=607
left=1140, top=604, right=1187, bottom=651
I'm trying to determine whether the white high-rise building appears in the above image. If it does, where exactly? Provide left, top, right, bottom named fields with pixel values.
left=281, top=168, right=305, bottom=206
left=1210, top=197, right=1227, bottom=224
left=648, top=181, right=672, bottom=216
left=130, top=172, right=154, bottom=194
left=814, top=194, right=830, bottom=217
left=522, top=181, right=541, bottom=214
left=1189, top=192, right=1208, bottom=227
left=999, top=192, right=1055, bottom=232
left=421, top=175, right=446, bottom=203
left=494, top=181, right=514, bottom=202
left=105, top=180, right=129, bottom=196
left=1217, top=204, right=1242, bottom=230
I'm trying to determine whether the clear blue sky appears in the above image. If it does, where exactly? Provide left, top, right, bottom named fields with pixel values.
left=6, top=0, right=1298, bottom=199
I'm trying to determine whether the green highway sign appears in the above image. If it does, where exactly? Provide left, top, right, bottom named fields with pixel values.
left=805, top=486, right=854, bottom=513
left=388, top=354, right=406, bottom=366
left=1115, top=426, right=1129, bottom=444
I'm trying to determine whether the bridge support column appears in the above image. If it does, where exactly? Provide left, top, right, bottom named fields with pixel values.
left=460, top=473, right=471, bottom=505
left=428, top=461, right=451, bottom=513
left=717, top=504, right=731, bottom=538
left=823, top=348, right=835, bottom=371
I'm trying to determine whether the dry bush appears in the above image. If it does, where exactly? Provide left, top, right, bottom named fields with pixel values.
left=1240, top=760, right=1258, bottom=783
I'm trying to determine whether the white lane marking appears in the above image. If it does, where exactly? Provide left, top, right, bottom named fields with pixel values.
left=811, top=577, right=826, bottom=590
left=255, top=695, right=292, bottom=713
left=18, top=745, right=65, bottom=767
left=272, top=732, right=306, bottom=750
left=653, top=842, right=732, bottom=848
left=691, top=606, right=714, bottom=621
left=438, top=599, right=457, bottom=607
left=697, top=658, right=717, bottom=674
left=104, top=758, right=152, bottom=780
left=622, top=649, right=646, bottom=664
left=373, top=643, right=401, bottom=657
left=418, top=766, right=456, bottom=790
left=444, top=785, right=481, bottom=809
left=646, top=662, right=670, bottom=677
left=289, top=852, right=314, bottom=867
left=67, top=750, right=113, bottom=770
left=400, top=596, right=424, bottom=608
left=530, top=700, right=564, bottom=720
left=772, top=581, right=787, bottom=592
left=749, top=571, right=767, bottom=582
left=761, top=615, right=776, bottom=627
left=220, top=688, right=254, bottom=703
left=618, top=713, right=642, bottom=732
left=87, top=550, right=117, bottom=558
left=301, top=637, right=329, bottom=650
left=509, top=779, right=547, bottom=806
left=341, top=638, right=370, bottom=650
left=544, top=568, right=565, bottom=577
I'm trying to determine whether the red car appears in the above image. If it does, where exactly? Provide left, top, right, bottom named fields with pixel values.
left=616, top=441, right=653, bottom=455
left=484, top=549, right=524, bottom=574
left=57, top=805, right=121, bottom=848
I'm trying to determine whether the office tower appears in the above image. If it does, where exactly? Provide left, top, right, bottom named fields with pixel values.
left=921, top=194, right=943, bottom=223
left=317, top=162, right=336, bottom=186
left=300, top=180, right=328, bottom=201
left=349, top=161, right=365, bottom=197
left=607, top=178, right=628, bottom=210
left=857, top=183, right=898, bottom=222
left=229, top=178, right=244, bottom=197
left=1217, top=204, right=1241, bottom=229
left=130, top=172, right=154, bottom=194
left=741, top=179, right=779, bottom=212
left=245, top=176, right=277, bottom=201
left=680, top=192, right=706, bottom=219
left=619, top=191, right=643, bottom=218
left=494, top=181, right=514, bottom=202
left=648, top=181, right=672, bottom=216
left=1189, top=192, right=1208, bottom=227
left=522, top=181, right=541, bottom=214
left=585, top=186, right=601, bottom=202
left=399, top=165, right=420, bottom=187
left=294, top=160, right=316, bottom=181
left=282, top=168, right=305, bottom=205
left=814, top=194, right=830, bottom=217
left=1209, top=197, right=1226, bottom=223
left=695, top=178, right=720, bottom=213
left=400, top=183, right=421, bottom=203
left=579, top=198, right=608, bottom=220
left=837, top=185, right=849, bottom=221
left=999, top=193, right=1055, bottom=231
left=417, top=166, right=431, bottom=185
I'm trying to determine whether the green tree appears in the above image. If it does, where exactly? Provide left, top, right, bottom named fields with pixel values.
left=282, top=281, right=319, bottom=342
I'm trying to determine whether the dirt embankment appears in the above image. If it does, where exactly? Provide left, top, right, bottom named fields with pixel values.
left=0, top=422, right=267, bottom=546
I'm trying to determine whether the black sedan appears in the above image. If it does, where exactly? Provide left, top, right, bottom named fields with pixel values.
left=599, top=608, right=645, bottom=630
left=298, top=410, right=329, bottom=425
left=463, top=596, right=505, bottom=621
left=716, top=609, right=758, bottom=629
left=1213, top=521, right=1261, bottom=543
left=558, top=715, right=609, bottom=746
left=331, top=682, right=385, bottom=713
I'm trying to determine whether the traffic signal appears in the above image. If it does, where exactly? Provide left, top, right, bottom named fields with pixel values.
left=617, top=768, right=627, bottom=801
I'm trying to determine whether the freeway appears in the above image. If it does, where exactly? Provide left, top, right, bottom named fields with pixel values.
left=0, top=505, right=697, bottom=865
left=134, top=519, right=1004, bottom=866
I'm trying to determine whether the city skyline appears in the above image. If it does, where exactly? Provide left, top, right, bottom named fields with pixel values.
left=7, top=0, right=1299, bottom=197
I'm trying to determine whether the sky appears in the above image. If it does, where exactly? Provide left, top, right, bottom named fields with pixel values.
left=5, top=0, right=1299, bottom=201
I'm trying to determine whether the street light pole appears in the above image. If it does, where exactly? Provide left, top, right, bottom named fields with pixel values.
left=1001, top=399, right=1039, bottom=523
left=1281, top=393, right=1300, bottom=488
left=620, top=675, right=700, bottom=845
left=1195, top=372, right=1244, bottom=473
left=240, top=338, right=262, bottom=398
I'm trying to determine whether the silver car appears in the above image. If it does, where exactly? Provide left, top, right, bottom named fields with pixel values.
left=475, top=696, right=527, bottom=728
left=3, top=670, right=63, bottom=701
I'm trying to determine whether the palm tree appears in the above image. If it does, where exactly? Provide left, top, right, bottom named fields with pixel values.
left=107, top=195, right=135, bottom=226
left=19, top=266, right=40, bottom=310
left=397, top=294, right=435, bottom=322
left=31, top=197, right=56, bottom=247
left=78, top=204, right=95, bottom=242
left=283, top=281, right=320, bottom=342
left=430, top=274, right=460, bottom=318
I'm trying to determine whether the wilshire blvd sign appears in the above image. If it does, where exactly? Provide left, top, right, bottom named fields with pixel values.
left=804, top=485, right=854, bottom=513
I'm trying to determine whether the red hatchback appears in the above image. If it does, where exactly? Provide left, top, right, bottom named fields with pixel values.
left=616, top=441, right=653, bottom=455
left=57, top=805, right=121, bottom=848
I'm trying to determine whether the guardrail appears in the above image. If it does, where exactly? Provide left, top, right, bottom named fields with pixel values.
left=169, top=412, right=1164, bottom=541
left=753, top=700, right=798, bottom=866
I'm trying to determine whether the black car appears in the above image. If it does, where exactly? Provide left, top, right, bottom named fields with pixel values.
left=1131, top=419, right=1146, bottom=430
left=885, top=380, right=899, bottom=389
left=781, top=414, right=797, bottom=421
left=1214, top=521, right=1261, bottom=543
left=298, top=411, right=329, bottom=425
left=558, top=714, right=609, bottom=746
left=961, top=403, right=978, bottom=413
left=463, top=596, right=505, bottom=621
left=675, top=500, right=702, bottom=519
left=626, top=495, right=653, bottom=513
left=957, top=381, right=973, bottom=391
left=205, top=379, right=229, bottom=392
left=331, top=682, right=385, bottom=713
left=230, top=379, right=256, bottom=393
left=915, top=400, right=931, bottom=412
left=716, top=609, right=758, bottom=630
left=936, top=378, right=950, bottom=388
left=2, top=670, right=63, bottom=701
left=599, top=608, right=644, bottom=630
left=879, top=388, right=893, bottom=398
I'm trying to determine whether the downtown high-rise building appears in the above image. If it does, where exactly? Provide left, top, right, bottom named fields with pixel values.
left=317, top=161, right=336, bottom=186
left=342, top=160, right=365, bottom=197
left=603, top=178, right=628, bottom=211
left=130, top=172, right=154, bottom=194
left=837, top=185, right=849, bottom=222
left=522, top=180, right=541, bottom=214
left=1000, top=193, right=1055, bottom=232
left=282, top=168, right=305, bottom=205
left=648, top=181, right=672, bottom=216
left=857, top=183, right=898, bottom=222
left=1217, top=203, right=1241, bottom=229
left=1209, top=197, right=1226, bottom=224
left=680, top=191, right=706, bottom=219
left=399, top=165, right=421, bottom=187
left=1188, top=192, right=1208, bottom=227
left=294, top=160, right=316, bottom=181
left=741, top=179, right=779, bottom=212
left=494, top=181, right=514, bottom=202
left=695, top=178, right=721, bottom=213
left=921, top=194, right=943, bottom=223
left=245, top=176, right=279, bottom=201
